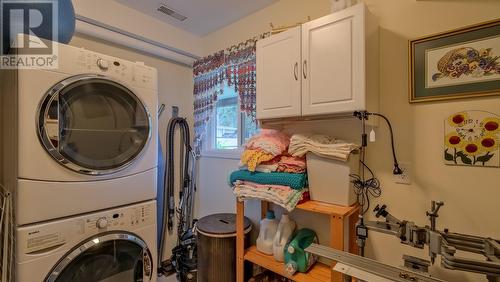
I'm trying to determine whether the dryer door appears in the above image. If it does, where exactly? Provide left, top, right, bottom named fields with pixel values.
left=37, top=74, right=151, bottom=175
left=45, top=233, right=153, bottom=282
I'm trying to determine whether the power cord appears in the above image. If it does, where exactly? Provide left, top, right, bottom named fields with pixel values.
left=351, top=110, right=401, bottom=256
left=350, top=159, right=381, bottom=215
left=369, top=113, right=402, bottom=174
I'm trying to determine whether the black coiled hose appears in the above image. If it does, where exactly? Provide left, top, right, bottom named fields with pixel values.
left=159, top=117, right=193, bottom=267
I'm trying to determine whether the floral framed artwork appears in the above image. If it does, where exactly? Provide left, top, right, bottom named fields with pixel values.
left=444, top=111, right=500, bottom=167
left=409, top=19, right=500, bottom=103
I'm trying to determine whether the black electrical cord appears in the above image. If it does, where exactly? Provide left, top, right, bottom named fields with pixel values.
left=368, top=112, right=402, bottom=175
left=350, top=158, right=381, bottom=215
left=353, top=111, right=402, bottom=175
left=352, top=110, right=401, bottom=257
left=350, top=114, right=382, bottom=215
left=350, top=111, right=402, bottom=215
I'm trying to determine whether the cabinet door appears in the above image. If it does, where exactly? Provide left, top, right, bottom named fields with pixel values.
left=301, top=4, right=365, bottom=116
left=256, top=26, right=301, bottom=119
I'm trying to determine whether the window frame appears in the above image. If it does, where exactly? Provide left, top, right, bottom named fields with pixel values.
left=201, top=90, right=257, bottom=159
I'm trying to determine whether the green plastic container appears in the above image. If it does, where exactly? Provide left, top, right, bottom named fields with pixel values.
left=283, top=228, right=318, bottom=275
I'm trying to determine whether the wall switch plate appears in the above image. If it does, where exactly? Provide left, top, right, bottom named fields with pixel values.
left=393, top=162, right=411, bottom=185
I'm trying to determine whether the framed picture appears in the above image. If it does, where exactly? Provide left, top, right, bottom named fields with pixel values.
left=409, top=19, right=500, bottom=103
left=444, top=110, right=500, bottom=167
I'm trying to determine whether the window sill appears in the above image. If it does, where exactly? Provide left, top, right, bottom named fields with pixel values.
left=200, top=148, right=242, bottom=160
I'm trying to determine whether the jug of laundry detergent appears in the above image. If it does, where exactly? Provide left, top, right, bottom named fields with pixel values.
left=256, top=211, right=278, bottom=255
left=284, top=228, right=318, bottom=275
left=272, top=214, right=296, bottom=262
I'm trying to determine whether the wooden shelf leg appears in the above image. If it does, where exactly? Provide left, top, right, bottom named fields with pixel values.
left=236, top=199, right=245, bottom=282
left=330, top=215, right=345, bottom=282
left=349, top=208, right=360, bottom=255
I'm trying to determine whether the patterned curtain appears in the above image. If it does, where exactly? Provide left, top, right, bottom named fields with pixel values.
left=193, top=51, right=225, bottom=153
left=225, top=39, right=257, bottom=121
left=193, top=34, right=268, bottom=153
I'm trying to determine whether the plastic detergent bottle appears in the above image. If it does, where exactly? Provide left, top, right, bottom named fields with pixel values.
left=272, top=214, right=296, bottom=262
left=256, top=211, right=278, bottom=255
left=284, top=228, right=318, bottom=275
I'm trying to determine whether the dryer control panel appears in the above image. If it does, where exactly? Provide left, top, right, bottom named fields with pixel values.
left=55, top=43, right=158, bottom=91
left=17, top=201, right=156, bottom=254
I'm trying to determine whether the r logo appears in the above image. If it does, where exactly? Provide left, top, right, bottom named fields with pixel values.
left=1, top=1, right=55, bottom=55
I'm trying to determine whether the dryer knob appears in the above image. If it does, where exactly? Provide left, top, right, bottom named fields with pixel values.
left=96, top=217, right=108, bottom=229
left=97, top=59, right=109, bottom=70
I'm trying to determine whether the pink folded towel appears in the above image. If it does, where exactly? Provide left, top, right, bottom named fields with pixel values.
left=245, top=129, right=290, bottom=156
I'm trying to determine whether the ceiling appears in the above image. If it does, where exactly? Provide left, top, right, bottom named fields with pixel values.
left=115, top=0, right=277, bottom=36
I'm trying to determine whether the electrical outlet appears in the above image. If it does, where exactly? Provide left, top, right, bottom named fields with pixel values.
left=393, top=162, right=411, bottom=185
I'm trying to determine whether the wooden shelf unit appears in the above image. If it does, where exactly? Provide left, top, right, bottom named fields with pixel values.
left=236, top=199, right=360, bottom=282
left=245, top=246, right=331, bottom=282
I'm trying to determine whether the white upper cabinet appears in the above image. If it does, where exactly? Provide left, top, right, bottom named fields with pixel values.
left=256, top=3, right=378, bottom=120
left=256, top=26, right=302, bottom=119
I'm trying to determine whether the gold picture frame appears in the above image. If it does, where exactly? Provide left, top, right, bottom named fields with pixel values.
left=409, top=19, right=500, bottom=103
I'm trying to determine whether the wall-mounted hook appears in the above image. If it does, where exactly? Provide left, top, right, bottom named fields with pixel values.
left=158, top=103, right=165, bottom=118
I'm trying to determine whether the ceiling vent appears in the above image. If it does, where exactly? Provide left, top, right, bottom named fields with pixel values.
left=157, top=4, right=187, bottom=22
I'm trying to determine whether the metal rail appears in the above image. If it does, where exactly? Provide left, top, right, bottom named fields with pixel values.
left=306, top=244, right=445, bottom=282
left=362, top=201, right=500, bottom=281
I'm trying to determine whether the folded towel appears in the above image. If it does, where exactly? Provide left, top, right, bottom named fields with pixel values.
left=276, top=156, right=307, bottom=173
left=233, top=181, right=308, bottom=211
left=239, top=164, right=279, bottom=173
left=236, top=180, right=292, bottom=191
left=288, top=134, right=359, bottom=161
left=229, top=170, right=308, bottom=190
left=240, top=149, right=275, bottom=172
left=245, top=129, right=290, bottom=156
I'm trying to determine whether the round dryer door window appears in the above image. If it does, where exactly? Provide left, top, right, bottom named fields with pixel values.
left=37, top=74, right=151, bottom=175
left=45, top=233, right=153, bottom=282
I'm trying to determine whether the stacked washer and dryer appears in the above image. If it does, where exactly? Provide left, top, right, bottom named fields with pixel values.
left=1, top=39, right=159, bottom=281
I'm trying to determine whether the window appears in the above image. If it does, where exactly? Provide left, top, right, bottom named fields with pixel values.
left=204, top=84, right=259, bottom=153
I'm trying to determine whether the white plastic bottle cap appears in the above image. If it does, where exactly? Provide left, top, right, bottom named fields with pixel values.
left=287, top=246, right=295, bottom=254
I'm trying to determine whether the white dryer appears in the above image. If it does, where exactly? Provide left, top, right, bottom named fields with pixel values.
left=1, top=39, right=158, bottom=225
left=16, top=200, right=157, bottom=282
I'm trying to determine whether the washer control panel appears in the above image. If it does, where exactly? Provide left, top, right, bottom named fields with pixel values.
left=84, top=202, right=154, bottom=232
left=18, top=201, right=156, bottom=255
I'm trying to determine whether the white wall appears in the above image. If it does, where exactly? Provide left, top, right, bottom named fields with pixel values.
left=196, top=0, right=500, bottom=281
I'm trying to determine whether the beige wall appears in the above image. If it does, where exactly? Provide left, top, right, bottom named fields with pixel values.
left=197, top=0, right=500, bottom=281
left=70, top=34, right=194, bottom=260
left=203, top=0, right=331, bottom=55
left=73, top=0, right=203, bottom=57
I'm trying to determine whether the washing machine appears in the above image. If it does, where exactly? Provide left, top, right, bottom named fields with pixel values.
left=1, top=37, right=158, bottom=225
left=16, top=200, right=157, bottom=282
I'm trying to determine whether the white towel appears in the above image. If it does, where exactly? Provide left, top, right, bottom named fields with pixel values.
left=288, top=134, right=359, bottom=161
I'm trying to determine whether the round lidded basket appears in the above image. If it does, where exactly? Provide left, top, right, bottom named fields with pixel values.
left=196, top=213, right=252, bottom=282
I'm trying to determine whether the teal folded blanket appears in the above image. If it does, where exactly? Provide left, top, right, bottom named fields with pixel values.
left=229, top=170, right=308, bottom=190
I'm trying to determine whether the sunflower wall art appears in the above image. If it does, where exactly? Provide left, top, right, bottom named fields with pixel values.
left=444, top=111, right=500, bottom=167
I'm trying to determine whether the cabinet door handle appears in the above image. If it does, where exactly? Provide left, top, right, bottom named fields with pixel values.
left=294, top=62, right=298, bottom=81
left=303, top=60, right=307, bottom=79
